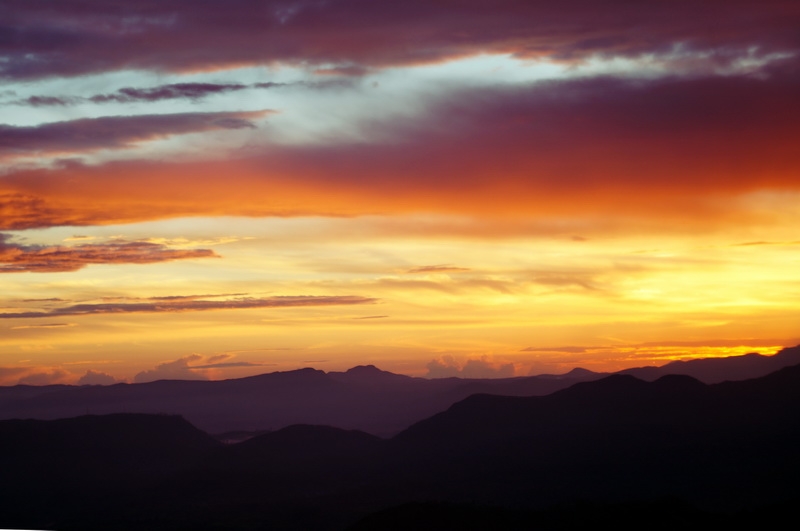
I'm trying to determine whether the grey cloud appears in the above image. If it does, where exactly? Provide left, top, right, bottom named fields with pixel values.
left=0, top=110, right=269, bottom=158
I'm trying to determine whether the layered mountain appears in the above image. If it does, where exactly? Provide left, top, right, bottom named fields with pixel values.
left=0, top=364, right=601, bottom=436
left=2, top=346, right=798, bottom=437
left=1, top=362, right=799, bottom=530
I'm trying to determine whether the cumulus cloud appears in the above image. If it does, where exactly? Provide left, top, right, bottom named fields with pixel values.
left=0, top=294, right=377, bottom=319
left=133, top=353, right=270, bottom=382
left=134, top=354, right=207, bottom=383
left=426, top=355, right=516, bottom=378
left=78, top=370, right=120, bottom=385
left=0, top=234, right=217, bottom=273
left=17, top=368, right=72, bottom=386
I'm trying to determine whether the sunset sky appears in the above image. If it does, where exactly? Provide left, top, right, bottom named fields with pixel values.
left=1, top=1, right=798, bottom=385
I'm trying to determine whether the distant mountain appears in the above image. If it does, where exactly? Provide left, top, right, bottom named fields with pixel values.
left=619, top=344, right=800, bottom=383
left=1, top=363, right=798, bottom=530
left=0, top=364, right=600, bottom=436
left=1, top=345, right=798, bottom=437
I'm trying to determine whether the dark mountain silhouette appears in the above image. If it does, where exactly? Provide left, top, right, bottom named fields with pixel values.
left=1, top=362, right=799, bottom=530
left=3, top=346, right=797, bottom=437
left=0, top=413, right=218, bottom=530
left=0, top=364, right=601, bottom=436
left=619, top=344, right=800, bottom=383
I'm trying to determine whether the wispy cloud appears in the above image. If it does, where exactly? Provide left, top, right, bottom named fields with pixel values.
left=407, top=265, right=471, bottom=274
left=0, top=110, right=270, bottom=159
left=10, top=322, right=76, bottom=330
left=0, top=234, right=217, bottom=273
left=11, top=80, right=350, bottom=107
left=0, top=295, right=377, bottom=319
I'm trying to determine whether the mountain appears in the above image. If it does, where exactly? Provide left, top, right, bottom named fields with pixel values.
left=620, top=344, right=800, bottom=383
left=0, top=364, right=600, bottom=436
left=2, top=363, right=799, bottom=530
left=0, top=413, right=219, bottom=530
left=1, top=346, right=797, bottom=438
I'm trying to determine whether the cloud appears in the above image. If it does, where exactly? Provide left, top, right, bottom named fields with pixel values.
left=10, top=81, right=330, bottom=107
left=188, top=361, right=269, bottom=369
left=133, top=353, right=272, bottom=382
left=0, top=110, right=270, bottom=159
left=89, top=82, right=250, bottom=103
left=0, top=295, right=377, bottom=319
left=17, top=368, right=72, bottom=386
left=1, top=66, right=797, bottom=232
left=521, top=346, right=590, bottom=354
left=10, top=322, right=75, bottom=330
left=78, top=370, right=120, bottom=385
left=407, top=265, right=471, bottom=274
left=0, top=1, right=796, bottom=80
left=15, top=95, right=83, bottom=106
left=134, top=354, right=207, bottom=383
left=0, top=234, right=217, bottom=273
left=0, top=366, right=30, bottom=385
left=426, top=355, right=516, bottom=378
left=732, top=240, right=800, bottom=247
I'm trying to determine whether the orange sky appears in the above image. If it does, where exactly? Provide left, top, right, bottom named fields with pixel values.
left=1, top=1, right=798, bottom=385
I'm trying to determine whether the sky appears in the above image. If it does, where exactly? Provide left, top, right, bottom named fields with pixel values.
left=1, top=0, right=799, bottom=385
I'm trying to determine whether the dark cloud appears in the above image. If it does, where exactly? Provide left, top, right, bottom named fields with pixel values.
left=0, top=234, right=217, bottom=273
left=10, top=80, right=346, bottom=108
left=17, top=95, right=83, bottom=106
left=0, top=110, right=269, bottom=159
left=0, top=295, right=377, bottom=319
left=89, top=82, right=249, bottom=103
left=0, top=1, right=796, bottom=80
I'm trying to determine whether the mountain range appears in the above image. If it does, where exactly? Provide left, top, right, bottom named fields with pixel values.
left=1, top=347, right=799, bottom=529
left=2, top=345, right=798, bottom=437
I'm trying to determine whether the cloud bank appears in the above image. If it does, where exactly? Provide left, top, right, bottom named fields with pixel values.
left=1, top=1, right=796, bottom=80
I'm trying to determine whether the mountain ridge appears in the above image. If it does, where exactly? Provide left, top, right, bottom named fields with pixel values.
left=1, top=345, right=797, bottom=437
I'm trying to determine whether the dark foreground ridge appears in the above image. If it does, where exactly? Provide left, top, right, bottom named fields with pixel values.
left=1, top=360, right=800, bottom=530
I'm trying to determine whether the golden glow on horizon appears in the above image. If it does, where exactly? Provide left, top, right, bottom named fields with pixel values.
left=1, top=214, right=798, bottom=384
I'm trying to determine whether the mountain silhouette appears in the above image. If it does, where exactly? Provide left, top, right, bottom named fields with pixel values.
left=2, top=361, right=799, bottom=530
left=0, top=413, right=218, bottom=529
left=0, top=363, right=600, bottom=436
left=4, top=347, right=797, bottom=438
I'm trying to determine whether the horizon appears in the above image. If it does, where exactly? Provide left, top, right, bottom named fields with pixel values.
left=3, top=344, right=796, bottom=386
left=1, top=2, right=799, bottom=386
